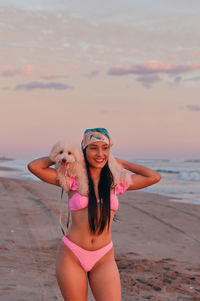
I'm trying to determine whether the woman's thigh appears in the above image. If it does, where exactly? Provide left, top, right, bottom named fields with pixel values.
left=56, top=241, right=88, bottom=301
left=88, top=248, right=121, bottom=301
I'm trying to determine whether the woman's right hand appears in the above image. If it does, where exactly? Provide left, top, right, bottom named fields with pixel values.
left=27, top=156, right=60, bottom=186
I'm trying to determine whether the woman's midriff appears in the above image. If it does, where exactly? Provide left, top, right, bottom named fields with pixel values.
left=65, top=207, right=115, bottom=251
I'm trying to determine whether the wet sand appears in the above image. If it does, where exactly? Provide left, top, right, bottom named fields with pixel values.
left=0, top=177, right=200, bottom=300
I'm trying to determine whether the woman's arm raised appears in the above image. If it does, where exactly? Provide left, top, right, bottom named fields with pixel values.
left=116, top=158, right=161, bottom=190
left=27, top=156, right=60, bottom=186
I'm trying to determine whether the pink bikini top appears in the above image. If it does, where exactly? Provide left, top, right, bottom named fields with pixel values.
left=68, top=177, right=129, bottom=212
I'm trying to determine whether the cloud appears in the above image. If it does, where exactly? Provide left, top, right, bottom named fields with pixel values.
left=186, top=104, right=200, bottom=112
left=107, top=61, right=200, bottom=87
left=21, top=65, right=34, bottom=76
left=2, top=65, right=18, bottom=77
left=136, top=74, right=162, bottom=88
left=108, top=61, right=200, bottom=76
left=14, top=81, right=72, bottom=91
left=1, top=64, right=34, bottom=77
left=40, top=74, right=68, bottom=80
left=86, top=70, right=101, bottom=79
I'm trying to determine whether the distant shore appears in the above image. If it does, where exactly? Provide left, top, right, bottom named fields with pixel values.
left=0, top=156, right=14, bottom=161
left=1, top=176, right=200, bottom=300
left=0, top=166, right=21, bottom=171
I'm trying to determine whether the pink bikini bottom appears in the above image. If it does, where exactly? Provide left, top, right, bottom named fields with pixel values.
left=62, top=236, right=113, bottom=272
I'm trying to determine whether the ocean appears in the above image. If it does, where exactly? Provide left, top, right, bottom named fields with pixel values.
left=0, top=157, right=199, bottom=205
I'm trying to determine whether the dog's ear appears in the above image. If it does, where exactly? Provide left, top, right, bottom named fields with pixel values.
left=108, top=153, right=132, bottom=186
left=49, top=141, right=63, bottom=162
left=70, top=145, right=83, bottom=162
left=108, top=153, right=122, bottom=184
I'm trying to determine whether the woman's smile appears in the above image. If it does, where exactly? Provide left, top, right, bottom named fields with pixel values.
left=86, top=141, right=110, bottom=168
left=94, top=158, right=105, bottom=163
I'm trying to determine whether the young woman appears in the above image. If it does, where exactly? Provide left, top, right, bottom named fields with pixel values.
left=28, top=128, right=161, bottom=301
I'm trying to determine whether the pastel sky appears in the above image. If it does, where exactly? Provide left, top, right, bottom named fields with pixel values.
left=0, top=0, right=200, bottom=160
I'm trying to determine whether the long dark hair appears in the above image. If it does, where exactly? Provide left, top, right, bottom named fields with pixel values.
left=83, top=148, right=114, bottom=235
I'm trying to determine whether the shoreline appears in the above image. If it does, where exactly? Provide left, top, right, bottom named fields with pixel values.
left=1, top=177, right=200, bottom=300
left=0, top=172, right=183, bottom=201
left=0, top=157, right=14, bottom=161
left=0, top=166, right=21, bottom=171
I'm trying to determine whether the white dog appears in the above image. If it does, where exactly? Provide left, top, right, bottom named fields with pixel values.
left=49, top=141, right=88, bottom=195
left=50, top=141, right=88, bottom=233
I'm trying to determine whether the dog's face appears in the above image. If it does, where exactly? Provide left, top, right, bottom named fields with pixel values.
left=50, top=141, right=82, bottom=170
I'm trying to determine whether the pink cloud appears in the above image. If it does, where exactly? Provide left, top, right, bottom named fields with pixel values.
left=107, top=60, right=200, bottom=88
left=144, top=60, right=174, bottom=72
left=21, top=64, right=34, bottom=76
left=108, top=61, right=200, bottom=76
left=2, top=64, right=18, bottom=76
left=1, top=64, right=34, bottom=77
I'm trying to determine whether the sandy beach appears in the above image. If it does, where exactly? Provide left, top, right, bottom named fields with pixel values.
left=1, top=176, right=200, bottom=301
